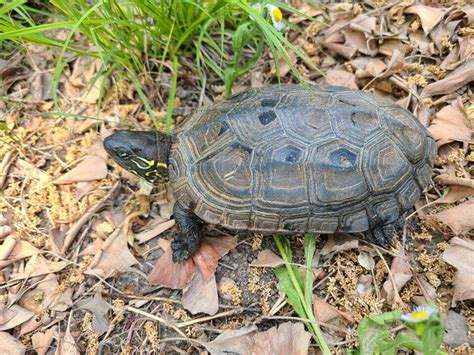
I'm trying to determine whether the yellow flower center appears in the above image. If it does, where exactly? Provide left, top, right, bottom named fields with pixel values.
left=272, top=8, right=282, bottom=22
left=411, top=311, right=428, bottom=320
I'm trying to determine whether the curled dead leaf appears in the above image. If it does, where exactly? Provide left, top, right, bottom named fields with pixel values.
left=433, top=199, right=474, bottom=235
left=405, top=5, right=446, bottom=35
left=422, top=59, right=474, bottom=97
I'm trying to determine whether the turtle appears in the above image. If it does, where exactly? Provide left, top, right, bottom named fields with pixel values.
left=104, top=84, right=437, bottom=262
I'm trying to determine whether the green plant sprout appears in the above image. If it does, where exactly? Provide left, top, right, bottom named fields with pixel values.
left=0, top=0, right=323, bottom=129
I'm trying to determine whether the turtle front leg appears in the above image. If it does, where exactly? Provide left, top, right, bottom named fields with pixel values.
left=171, top=201, right=204, bottom=262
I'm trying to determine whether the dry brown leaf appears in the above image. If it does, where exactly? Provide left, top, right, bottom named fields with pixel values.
left=250, top=322, right=312, bottom=355
left=55, top=327, right=80, bottom=355
left=204, top=325, right=257, bottom=355
left=405, top=5, right=445, bottom=35
left=0, top=235, right=39, bottom=267
left=86, top=227, right=138, bottom=278
left=0, top=305, right=34, bottom=331
left=433, top=199, right=474, bottom=235
left=10, top=254, right=68, bottom=280
left=31, top=325, right=57, bottom=355
left=77, top=288, right=111, bottom=335
left=147, top=239, right=195, bottom=289
left=442, top=237, right=474, bottom=302
left=366, top=59, right=387, bottom=77
left=79, top=239, right=104, bottom=256
left=270, top=51, right=297, bottom=77
left=382, top=249, right=412, bottom=303
left=436, top=186, right=474, bottom=204
left=54, top=154, right=107, bottom=184
left=313, top=297, right=354, bottom=324
left=289, top=4, right=322, bottom=24
left=428, top=98, right=471, bottom=146
left=351, top=15, right=376, bottom=34
left=250, top=249, right=284, bottom=268
left=191, top=236, right=238, bottom=282
left=343, top=30, right=377, bottom=56
left=320, top=234, right=359, bottom=256
left=320, top=42, right=357, bottom=59
left=20, top=274, right=73, bottom=313
left=182, top=269, right=218, bottom=315
left=0, top=332, right=26, bottom=355
left=135, top=219, right=175, bottom=244
left=422, top=59, right=474, bottom=97
left=325, top=69, right=358, bottom=90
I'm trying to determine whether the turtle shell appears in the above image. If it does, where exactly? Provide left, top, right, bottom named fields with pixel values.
left=168, top=84, right=436, bottom=234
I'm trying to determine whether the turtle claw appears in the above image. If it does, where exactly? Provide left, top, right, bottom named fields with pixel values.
left=366, top=224, right=395, bottom=249
left=171, top=239, right=191, bottom=263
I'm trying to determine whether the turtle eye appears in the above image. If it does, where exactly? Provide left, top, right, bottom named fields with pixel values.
left=116, top=149, right=130, bottom=159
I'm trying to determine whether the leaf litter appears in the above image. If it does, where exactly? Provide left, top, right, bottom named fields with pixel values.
left=0, top=0, right=473, bottom=353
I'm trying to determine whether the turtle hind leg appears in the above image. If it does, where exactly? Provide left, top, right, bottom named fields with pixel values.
left=366, top=215, right=405, bottom=248
left=171, top=201, right=204, bottom=263
left=366, top=224, right=394, bottom=248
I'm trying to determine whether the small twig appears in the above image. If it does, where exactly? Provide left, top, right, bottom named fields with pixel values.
left=125, top=306, right=189, bottom=338
left=175, top=307, right=245, bottom=328
left=0, top=150, right=16, bottom=190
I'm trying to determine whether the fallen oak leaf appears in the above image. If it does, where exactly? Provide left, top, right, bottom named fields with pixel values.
left=147, top=239, right=195, bottom=289
left=433, top=199, right=474, bottom=235
left=31, top=325, right=57, bottom=355
left=20, top=274, right=73, bottom=313
left=10, top=254, right=68, bottom=280
left=250, top=322, right=312, bottom=355
left=320, top=233, right=359, bottom=256
left=251, top=249, right=284, bottom=268
left=77, top=288, right=111, bottom=335
left=442, top=237, right=474, bottom=302
left=313, top=297, right=355, bottom=324
left=86, top=226, right=138, bottom=278
left=203, top=325, right=257, bottom=355
left=428, top=98, right=471, bottom=146
left=54, top=154, right=107, bottom=184
left=182, top=268, right=218, bottom=315
left=192, top=236, right=237, bottom=282
left=56, top=323, right=80, bottom=355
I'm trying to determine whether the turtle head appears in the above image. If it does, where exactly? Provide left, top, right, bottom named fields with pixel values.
left=104, top=130, right=172, bottom=183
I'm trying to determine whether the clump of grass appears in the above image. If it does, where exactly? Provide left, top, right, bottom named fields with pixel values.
left=275, top=234, right=446, bottom=354
left=1, top=0, right=322, bottom=129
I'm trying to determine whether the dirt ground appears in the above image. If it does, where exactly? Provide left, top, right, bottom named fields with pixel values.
left=0, top=1, right=473, bottom=354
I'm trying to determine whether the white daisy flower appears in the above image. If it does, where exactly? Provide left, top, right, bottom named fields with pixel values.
left=266, top=4, right=285, bottom=31
left=401, top=306, right=437, bottom=323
